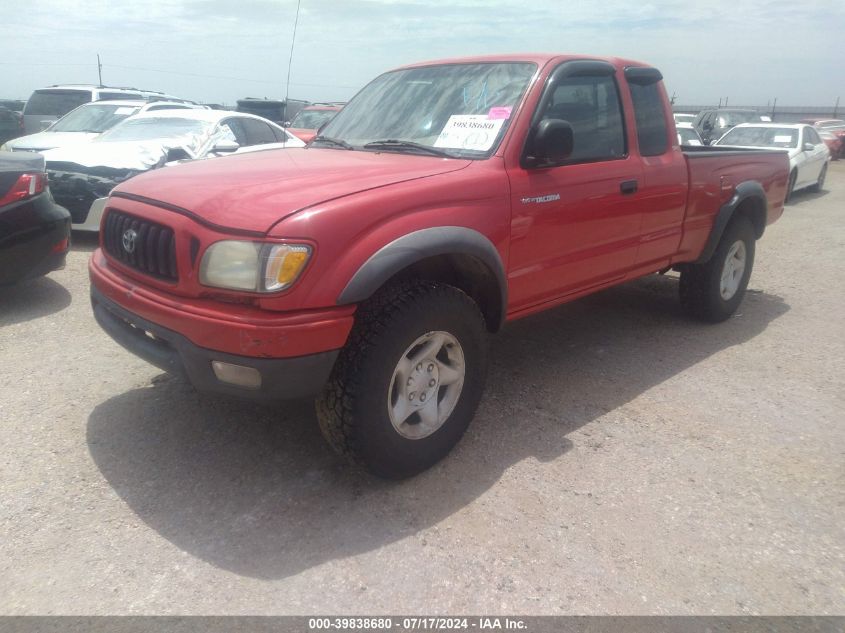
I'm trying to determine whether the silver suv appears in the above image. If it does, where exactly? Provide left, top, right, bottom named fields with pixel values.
left=3, top=100, right=206, bottom=153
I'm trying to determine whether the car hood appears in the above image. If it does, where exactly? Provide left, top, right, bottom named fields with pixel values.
left=42, top=139, right=193, bottom=172
left=111, top=147, right=473, bottom=234
left=6, top=131, right=99, bottom=152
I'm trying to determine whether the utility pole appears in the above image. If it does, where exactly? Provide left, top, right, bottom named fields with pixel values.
left=771, top=97, right=777, bottom=120
left=97, top=54, right=103, bottom=86
left=835, top=97, right=840, bottom=119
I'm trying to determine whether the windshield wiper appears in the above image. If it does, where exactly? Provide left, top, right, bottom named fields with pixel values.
left=363, top=139, right=456, bottom=158
left=310, top=135, right=354, bottom=150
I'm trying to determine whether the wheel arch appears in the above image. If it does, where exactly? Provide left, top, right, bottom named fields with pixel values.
left=337, top=227, right=507, bottom=332
left=694, top=181, right=767, bottom=264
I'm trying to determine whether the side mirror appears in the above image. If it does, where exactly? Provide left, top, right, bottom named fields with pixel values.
left=283, top=121, right=291, bottom=128
left=525, top=119, right=574, bottom=168
left=803, top=142, right=815, bottom=152
left=212, top=140, right=240, bottom=154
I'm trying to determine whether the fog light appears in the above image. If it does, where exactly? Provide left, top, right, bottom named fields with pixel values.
left=211, top=361, right=262, bottom=389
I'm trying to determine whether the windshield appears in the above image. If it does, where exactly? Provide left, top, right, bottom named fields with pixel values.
left=818, top=120, right=845, bottom=130
left=50, top=103, right=141, bottom=133
left=97, top=117, right=212, bottom=151
left=717, top=111, right=762, bottom=127
left=291, top=109, right=338, bottom=129
left=717, top=126, right=798, bottom=149
left=318, top=62, right=536, bottom=158
left=24, top=89, right=91, bottom=117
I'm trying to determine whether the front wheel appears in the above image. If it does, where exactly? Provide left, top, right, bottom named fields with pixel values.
left=316, top=280, right=489, bottom=479
left=679, top=216, right=756, bottom=323
left=785, top=169, right=797, bottom=202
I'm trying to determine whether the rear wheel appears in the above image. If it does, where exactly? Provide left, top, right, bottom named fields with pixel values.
left=679, top=215, right=756, bottom=323
left=316, top=280, right=489, bottom=479
left=809, top=163, right=827, bottom=193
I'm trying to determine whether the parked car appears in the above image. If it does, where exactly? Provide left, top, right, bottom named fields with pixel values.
left=0, top=99, right=26, bottom=114
left=0, top=107, right=24, bottom=146
left=43, top=109, right=305, bottom=231
left=673, top=112, right=696, bottom=125
left=715, top=123, right=829, bottom=200
left=2, top=100, right=207, bottom=154
left=818, top=129, right=843, bottom=160
left=0, top=152, right=71, bottom=285
left=676, top=122, right=703, bottom=146
left=800, top=119, right=845, bottom=159
left=236, top=97, right=308, bottom=126
left=694, top=108, right=768, bottom=144
left=21, top=85, right=192, bottom=134
left=286, top=103, right=344, bottom=143
left=88, top=53, right=788, bottom=478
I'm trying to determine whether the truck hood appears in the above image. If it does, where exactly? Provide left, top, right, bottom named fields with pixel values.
left=110, top=147, right=473, bottom=234
left=6, top=131, right=99, bottom=152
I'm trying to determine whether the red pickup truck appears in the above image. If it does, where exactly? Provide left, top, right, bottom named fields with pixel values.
left=90, top=54, right=788, bottom=478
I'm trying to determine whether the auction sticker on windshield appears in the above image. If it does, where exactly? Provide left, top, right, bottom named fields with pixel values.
left=434, top=115, right=504, bottom=151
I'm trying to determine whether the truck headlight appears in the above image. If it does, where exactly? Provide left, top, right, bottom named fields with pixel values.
left=199, top=241, right=311, bottom=292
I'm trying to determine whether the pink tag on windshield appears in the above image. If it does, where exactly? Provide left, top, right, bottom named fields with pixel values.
left=488, top=106, right=512, bottom=120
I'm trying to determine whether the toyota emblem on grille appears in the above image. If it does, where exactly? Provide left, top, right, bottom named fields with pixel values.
left=122, top=229, right=138, bottom=254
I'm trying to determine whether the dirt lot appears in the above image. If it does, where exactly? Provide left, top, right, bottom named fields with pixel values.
left=1, top=163, right=843, bottom=615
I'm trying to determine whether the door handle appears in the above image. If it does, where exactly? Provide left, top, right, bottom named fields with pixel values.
left=620, top=180, right=638, bottom=195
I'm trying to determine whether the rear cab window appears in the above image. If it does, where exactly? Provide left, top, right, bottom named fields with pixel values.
left=23, top=89, right=92, bottom=117
left=625, top=67, right=670, bottom=156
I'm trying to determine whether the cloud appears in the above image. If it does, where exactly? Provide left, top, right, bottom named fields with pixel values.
left=2, top=0, right=842, bottom=105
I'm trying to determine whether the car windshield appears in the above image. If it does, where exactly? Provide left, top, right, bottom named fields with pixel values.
left=24, top=89, right=91, bottom=117
left=317, top=62, right=537, bottom=158
left=717, top=127, right=798, bottom=149
left=49, top=103, right=141, bottom=133
left=97, top=117, right=211, bottom=151
left=818, top=120, right=845, bottom=130
left=291, top=109, right=337, bottom=129
left=717, top=111, right=762, bottom=127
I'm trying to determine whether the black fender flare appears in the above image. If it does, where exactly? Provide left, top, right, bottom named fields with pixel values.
left=337, top=226, right=507, bottom=327
left=694, top=181, right=767, bottom=264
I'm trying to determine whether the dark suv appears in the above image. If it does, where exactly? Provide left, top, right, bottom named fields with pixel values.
left=694, top=108, right=766, bottom=144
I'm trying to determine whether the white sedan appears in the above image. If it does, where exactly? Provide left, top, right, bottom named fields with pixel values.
left=42, top=110, right=305, bottom=231
left=715, top=123, right=830, bottom=200
left=676, top=122, right=703, bottom=146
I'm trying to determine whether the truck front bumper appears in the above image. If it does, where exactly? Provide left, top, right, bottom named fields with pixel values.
left=92, top=287, right=340, bottom=401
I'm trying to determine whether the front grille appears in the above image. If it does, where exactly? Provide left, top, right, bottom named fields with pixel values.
left=103, top=210, right=178, bottom=281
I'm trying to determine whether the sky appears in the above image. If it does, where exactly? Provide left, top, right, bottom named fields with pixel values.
left=4, top=0, right=844, bottom=108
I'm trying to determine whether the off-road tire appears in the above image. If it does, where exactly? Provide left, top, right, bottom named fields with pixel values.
left=809, top=164, right=827, bottom=193
left=679, top=215, right=756, bottom=323
left=316, top=280, right=489, bottom=479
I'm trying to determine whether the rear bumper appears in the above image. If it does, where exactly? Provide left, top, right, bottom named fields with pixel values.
left=92, top=286, right=339, bottom=401
left=0, top=193, right=71, bottom=285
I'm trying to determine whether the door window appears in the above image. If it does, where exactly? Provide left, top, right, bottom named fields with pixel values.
left=537, top=74, right=626, bottom=163
left=240, top=118, right=280, bottom=145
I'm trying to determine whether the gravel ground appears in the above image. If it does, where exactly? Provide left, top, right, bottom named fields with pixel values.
left=1, top=163, right=843, bottom=615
